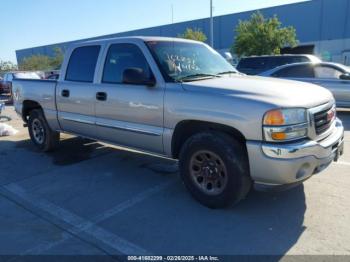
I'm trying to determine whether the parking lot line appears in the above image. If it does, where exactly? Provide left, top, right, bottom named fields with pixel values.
left=1, top=178, right=177, bottom=256
left=92, top=179, right=177, bottom=223
left=0, top=183, right=152, bottom=256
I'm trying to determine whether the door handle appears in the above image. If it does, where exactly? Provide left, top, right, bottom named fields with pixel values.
left=61, top=89, right=70, bottom=97
left=96, top=92, right=107, bottom=101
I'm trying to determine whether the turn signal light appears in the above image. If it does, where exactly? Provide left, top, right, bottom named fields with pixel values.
left=271, top=132, right=287, bottom=140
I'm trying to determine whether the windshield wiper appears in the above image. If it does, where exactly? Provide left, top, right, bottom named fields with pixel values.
left=177, top=73, right=219, bottom=82
left=216, top=71, right=238, bottom=75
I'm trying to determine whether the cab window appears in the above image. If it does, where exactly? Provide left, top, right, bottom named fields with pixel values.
left=102, top=43, right=153, bottom=84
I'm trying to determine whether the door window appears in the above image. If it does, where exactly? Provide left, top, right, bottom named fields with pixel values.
left=273, top=65, right=315, bottom=78
left=314, top=66, right=343, bottom=79
left=102, top=43, right=152, bottom=84
left=65, top=45, right=101, bottom=82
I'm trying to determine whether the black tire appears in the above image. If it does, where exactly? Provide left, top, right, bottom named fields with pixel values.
left=28, top=109, right=60, bottom=152
left=179, top=131, right=252, bottom=209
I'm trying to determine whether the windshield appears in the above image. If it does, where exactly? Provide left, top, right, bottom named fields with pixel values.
left=14, top=72, right=41, bottom=80
left=146, top=41, right=237, bottom=82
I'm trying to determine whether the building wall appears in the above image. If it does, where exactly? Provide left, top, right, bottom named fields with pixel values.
left=16, top=0, right=350, bottom=64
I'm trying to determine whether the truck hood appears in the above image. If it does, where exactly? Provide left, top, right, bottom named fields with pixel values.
left=181, top=75, right=334, bottom=108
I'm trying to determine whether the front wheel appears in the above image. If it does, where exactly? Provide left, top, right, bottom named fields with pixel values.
left=28, top=109, right=60, bottom=152
left=179, top=132, right=251, bottom=209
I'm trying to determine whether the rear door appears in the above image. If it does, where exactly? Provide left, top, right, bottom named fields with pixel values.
left=94, top=41, right=165, bottom=154
left=56, top=45, right=101, bottom=138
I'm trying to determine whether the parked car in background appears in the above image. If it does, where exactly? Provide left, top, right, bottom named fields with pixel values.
left=0, top=72, right=41, bottom=94
left=260, top=62, right=350, bottom=108
left=12, top=37, right=344, bottom=208
left=236, top=55, right=321, bottom=75
left=46, top=74, right=60, bottom=80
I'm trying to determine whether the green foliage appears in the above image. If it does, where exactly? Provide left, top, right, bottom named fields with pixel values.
left=179, top=28, right=208, bottom=42
left=50, top=47, right=64, bottom=70
left=19, top=47, right=64, bottom=71
left=0, top=60, right=17, bottom=73
left=19, top=55, right=52, bottom=71
left=232, top=11, right=298, bottom=57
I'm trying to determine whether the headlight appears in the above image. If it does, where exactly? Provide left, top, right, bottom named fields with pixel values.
left=263, top=108, right=308, bottom=142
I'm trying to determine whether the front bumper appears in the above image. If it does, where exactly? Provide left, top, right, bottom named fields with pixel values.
left=246, top=118, right=344, bottom=186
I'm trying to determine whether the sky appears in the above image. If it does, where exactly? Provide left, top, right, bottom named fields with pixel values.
left=0, top=0, right=308, bottom=63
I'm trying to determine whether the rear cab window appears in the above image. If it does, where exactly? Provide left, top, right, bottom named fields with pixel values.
left=65, top=45, right=101, bottom=82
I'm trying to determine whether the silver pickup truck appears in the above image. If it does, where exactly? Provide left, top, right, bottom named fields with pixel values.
left=13, top=37, right=344, bottom=208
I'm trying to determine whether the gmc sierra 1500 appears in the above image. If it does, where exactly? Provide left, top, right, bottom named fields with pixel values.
left=13, top=37, right=344, bottom=208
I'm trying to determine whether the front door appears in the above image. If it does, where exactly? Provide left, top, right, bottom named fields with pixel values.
left=94, top=42, right=164, bottom=154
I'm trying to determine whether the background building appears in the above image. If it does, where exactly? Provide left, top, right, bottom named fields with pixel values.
left=16, top=0, right=350, bottom=65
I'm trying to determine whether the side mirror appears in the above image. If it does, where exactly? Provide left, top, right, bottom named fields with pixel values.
left=340, top=73, right=350, bottom=80
left=122, top=68, right=156, bottom=87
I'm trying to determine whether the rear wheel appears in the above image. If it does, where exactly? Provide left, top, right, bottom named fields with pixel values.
left=179, top=131, right=251, bottom=209
left=28, top=109, right=60, bottom=152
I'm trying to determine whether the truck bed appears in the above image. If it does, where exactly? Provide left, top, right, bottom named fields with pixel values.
left=13, top=79, right=58, bottom=127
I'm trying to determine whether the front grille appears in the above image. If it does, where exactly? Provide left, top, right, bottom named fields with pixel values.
left=313, top=106, right=334, bottom=135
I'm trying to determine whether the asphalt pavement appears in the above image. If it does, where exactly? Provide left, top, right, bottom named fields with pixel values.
left=0, top=105, right=349, bottom=260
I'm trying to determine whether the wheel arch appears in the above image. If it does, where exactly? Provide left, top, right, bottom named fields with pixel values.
left=171, top=120, right=247, bottom=159
left=22, top=100, right=43, bottom=123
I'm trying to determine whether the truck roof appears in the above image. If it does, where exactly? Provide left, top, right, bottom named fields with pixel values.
left=79, top=36, right=202, bottom=45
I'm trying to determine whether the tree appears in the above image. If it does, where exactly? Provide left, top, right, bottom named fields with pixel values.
left=179, top=28, right=207, bottom=42
left=49, top=47, right=64, bottom=70
left=232, top=11, right=298, bottom=57
left=0, top=60, right=17, bottom=73
left=19, top=47, right=64, bottom=71
left=19, top=55, right=52, bottom=71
